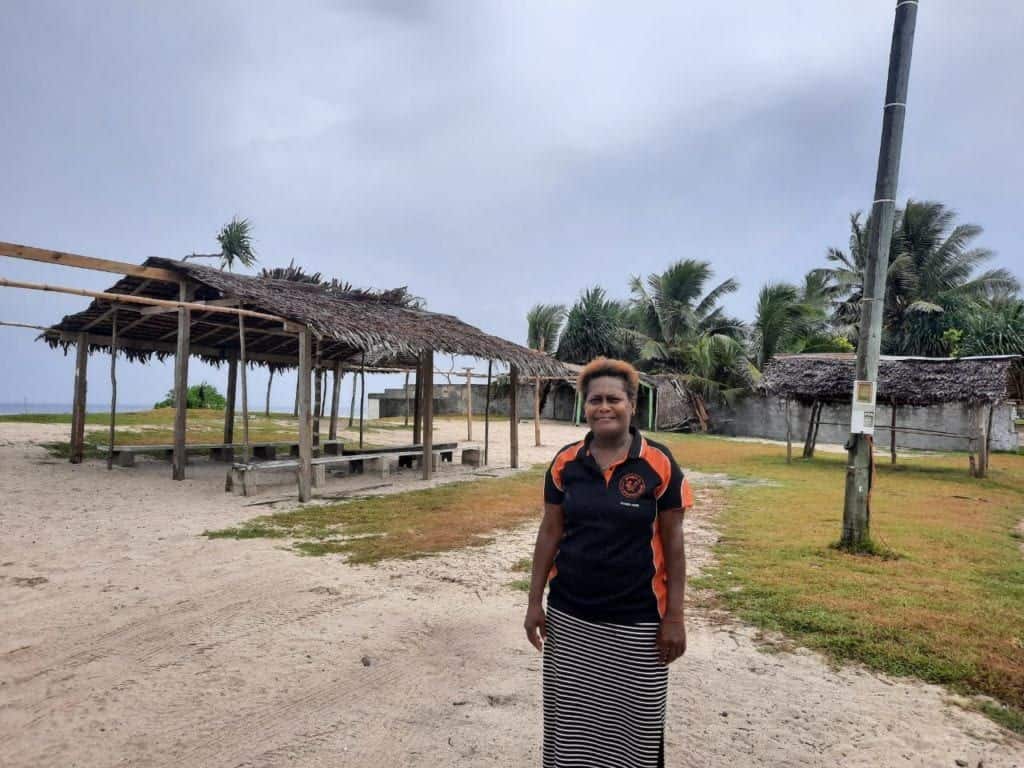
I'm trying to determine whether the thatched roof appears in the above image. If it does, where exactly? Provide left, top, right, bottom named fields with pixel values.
left=760, top=353, right=1019, bottom=406
left=41, top=257, right=567, bottom=376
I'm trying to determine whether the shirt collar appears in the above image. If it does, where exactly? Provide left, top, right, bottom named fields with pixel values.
left=580, top=425, right=644, bottom=461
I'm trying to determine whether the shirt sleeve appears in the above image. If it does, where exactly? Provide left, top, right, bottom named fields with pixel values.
left=544, top=453, right=566, bottom=505
left=657, top=451, right=692, bottom=513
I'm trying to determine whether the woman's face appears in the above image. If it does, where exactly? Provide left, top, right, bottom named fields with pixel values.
left=584, top=376, right=634, bottom=440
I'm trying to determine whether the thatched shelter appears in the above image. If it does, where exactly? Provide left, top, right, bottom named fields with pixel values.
left=756, top=353, right=1020, bottom=473
left=1, top=241, right=567, bottom=500
left=760, top=353, right=1018, bottom=407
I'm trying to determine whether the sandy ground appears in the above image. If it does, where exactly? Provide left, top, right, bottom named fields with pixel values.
left=1, top=419, right=1021, bottom=767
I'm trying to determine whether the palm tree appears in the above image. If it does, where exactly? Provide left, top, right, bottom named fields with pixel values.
left=751, top=274, right=850, bottom=368
left=884, top=201, right=1018, bottom=355
left=526, top=303, right=566, bottom=445
left=556, top=287, right=634, bottom=364
left=526, top=304, right=566, bottom=353
left=622, top=260, right=752, bottom=404
left=818, top=202, right=1019, bottom=356
left=627, top=259, right=744, bottom=366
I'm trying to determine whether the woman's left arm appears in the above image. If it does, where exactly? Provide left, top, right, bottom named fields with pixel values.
left=656, top=508, right=686, bottom=665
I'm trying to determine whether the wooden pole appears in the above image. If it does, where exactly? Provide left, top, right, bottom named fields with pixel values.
left=297, top=329, right=313, bottom=501
left=70, top=331, right=88, bottom=464
left=484, top=360, right=492, bottom=466
left=463, top=367, right=474, bottom=441
left=534, top=375, right=542, bottom=447
left=403, top=372, right=410, bottom=427
left=293, top=374, right=299, bottom=418
left=809, top=402, right=823, bottom=457
left=264, top=368, right=274, bottom=417
left=313, top=351, right=322, bottom=458
left=348, top=371, right=357, bottom=429
left=238, top=314, right=250, bottom=466
left=421, top=350, right=434, bottom=479
left=172, top=283, right=191, bottom=481
left=224, top=356, right=238, bottom=447
left=359, top=355, right=366, bottom=450
left=0, top=276, right=285, bottom=323
left=978, top=403, right=990, bottom=478
left=329, top=362, right=342, bottom=441
left=106, top=308, right=118, bottom=471
left=785, top=397, right=792, bottom=464
left=509, top=365, right=520, bottom=469
left=802, top=401, right=818, bottom=459
left=890, top=399, right=898, bottom=465
left=413, top=366, right=422, bottom=444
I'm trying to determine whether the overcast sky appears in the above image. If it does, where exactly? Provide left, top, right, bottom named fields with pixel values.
left=1, top=1, right=1022, bottom=410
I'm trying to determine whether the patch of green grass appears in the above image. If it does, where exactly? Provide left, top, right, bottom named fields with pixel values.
left=203, top=523, right=288, bottom=540
left=667, top=433, right=1024, bottom=733
left=205, top=467, right=545, bottom=564
left=507, top=579, right=531, bottom=592
left=979, top=701, right=1024, bottom=736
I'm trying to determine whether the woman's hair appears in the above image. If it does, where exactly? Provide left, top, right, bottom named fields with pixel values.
left=577, top=357, right=640, bottom=401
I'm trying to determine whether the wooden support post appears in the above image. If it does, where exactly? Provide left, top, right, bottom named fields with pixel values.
left=70, top=331, right=89, bottom=463
left=809, top=401, right=823, bottom=457
left=348, top=371, right=357, bottom=429
left=403, top=372, right=411, bottom=427
left=296, top=329, right=313, bottom=501
left=413, top=366, right=422, bottom=444
left=359, top=354, right=366, bottom=450
left=509, top=365, right=520, bottom=469
left=313, top=360, right=322, bottom=458
left=978, top=403, right=990, bottom=478
left=421, top=350, right=434, bottom=480
left=802, top=400, right=818, bottom=459
left=484, top=360, right=492, bottom=466
left=106, top=309, right=118, bottom=471
left=293, top=374, right=299, bottom=418
left=890, top=399, right=898, bottom=465
left=465, top=367, right=474, bottom=441
left=534, top=375, right=542, bottom=447
left=238, top=315, right=250, bottom=466
left=785, top=397, right=792, bottom=464
left=172, top=283, right=192, bottom=481
left=225, top=356, right=238, bottom=447
left=329, top=362, right=342, bottom=441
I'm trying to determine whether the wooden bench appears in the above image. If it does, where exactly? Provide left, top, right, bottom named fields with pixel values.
left=230, top=449, right=446, bottom=496
left=344, top=442, right=457, bottom=468
left=97, top=443, right=226, bottom=467
left=96, top=439, right=345, bottom=466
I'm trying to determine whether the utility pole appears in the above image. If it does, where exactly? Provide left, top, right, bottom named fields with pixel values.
left=841, top=0, right=918, bottom=549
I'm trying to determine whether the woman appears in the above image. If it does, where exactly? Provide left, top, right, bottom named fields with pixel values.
left=524, top=357, right=693, bottom=768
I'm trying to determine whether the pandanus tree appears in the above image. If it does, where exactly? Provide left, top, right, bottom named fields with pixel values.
left=186, top=217, right=258, bottom=271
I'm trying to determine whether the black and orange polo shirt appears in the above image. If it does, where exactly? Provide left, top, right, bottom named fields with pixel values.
left=544, top=427, right=694, bottom=624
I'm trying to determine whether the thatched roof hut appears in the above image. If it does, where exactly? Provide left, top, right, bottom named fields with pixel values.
left=41, top=257, right=566, bottom=377
left=760, top=353, right=1019, bottom=406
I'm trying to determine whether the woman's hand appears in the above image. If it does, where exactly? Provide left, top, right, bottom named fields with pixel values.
left=524, top=603, right=547, bottom=651
left=657, top=617, right=687, bottom=665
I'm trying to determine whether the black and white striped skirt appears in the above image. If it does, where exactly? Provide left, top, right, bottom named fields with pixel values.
left=542, top=606, right=667, bottom=768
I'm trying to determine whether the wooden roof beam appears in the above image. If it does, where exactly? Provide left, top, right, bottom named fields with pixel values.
left=0, top=276, right=290, bottom=325
left=0, top=241, right=181, bottom=283
left=42, top=330, right=298, bottom=366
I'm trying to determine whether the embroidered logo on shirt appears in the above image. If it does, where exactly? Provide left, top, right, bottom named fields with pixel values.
left=618, top=473, right=646, bottom=499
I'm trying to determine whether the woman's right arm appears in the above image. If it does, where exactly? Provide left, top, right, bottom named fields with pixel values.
left=524, top=502, right=564, bottom=651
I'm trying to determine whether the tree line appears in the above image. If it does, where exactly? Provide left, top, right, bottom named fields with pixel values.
left=527, top=200, right=1024, bottom=403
